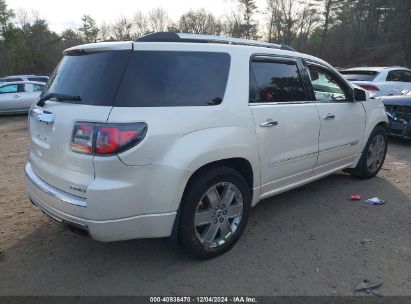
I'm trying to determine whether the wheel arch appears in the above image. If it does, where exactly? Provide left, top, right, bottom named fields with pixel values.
left=376, top=121, right=388, bottom=129
left=169, top=157, right=255, bottom=245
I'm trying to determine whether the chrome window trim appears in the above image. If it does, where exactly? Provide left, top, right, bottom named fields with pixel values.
left=319, top=141, right=360, bottom=154
left=270, top=151, right=318, bottom=166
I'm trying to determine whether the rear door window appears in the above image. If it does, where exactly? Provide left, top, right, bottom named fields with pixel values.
left=115, top=51, right=231, bottom=107
left=399, top=70, right=411, bottom=82
left=249, top=60, right=306, bottom=103
left=386, top=70, right=403, bottom=82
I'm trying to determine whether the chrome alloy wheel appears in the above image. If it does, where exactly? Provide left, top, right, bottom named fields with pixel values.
left=366, top=134, right=386, bottom=173
left=194, top=182, right=243, bottom=247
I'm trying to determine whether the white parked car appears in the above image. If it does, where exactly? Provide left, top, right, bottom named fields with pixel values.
left=0, top=75, right=49, bottom=84
left=0, top=81, right=45, bottom=114
left=340, top=67, right=411, bottom=98
left=25, top=33, right=388, bottom=259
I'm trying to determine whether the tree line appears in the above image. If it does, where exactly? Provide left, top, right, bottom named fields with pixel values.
left=0, top=0, right=410, bottom=76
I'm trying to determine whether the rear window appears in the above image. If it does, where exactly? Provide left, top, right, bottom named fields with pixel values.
left=44, top=50, right=230, bottom=107
left=340, top=70, right=378, bottom=81
left=28, top=77, right=48, bottom=83
left=115, top=51, right=230, bottom=107
left=42, top=51, right=131, bottom=106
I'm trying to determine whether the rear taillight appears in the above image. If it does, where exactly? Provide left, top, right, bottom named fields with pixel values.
left=71, top=123, right=147, bottom=155
left=358, top=84, right=380, bottom=91
left=71, top=125, right=94, bottom=154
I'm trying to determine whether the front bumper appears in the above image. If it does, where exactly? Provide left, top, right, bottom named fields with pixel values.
left=25, top=162, right=177, bottom=241
left=386, top=120, right=411, bottom=139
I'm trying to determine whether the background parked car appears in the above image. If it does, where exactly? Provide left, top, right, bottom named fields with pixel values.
left=0, top=81, right=45, bottom=114
left=340, top=67, right=411, bottom=98
left=382, top=92, right=411, bottom=139
left=0, top=75, right=49, bottom=84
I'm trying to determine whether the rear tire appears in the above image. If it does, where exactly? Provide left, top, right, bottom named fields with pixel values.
left=178, top=166, right=251, bottom=259
left=346, top=126, right=387, bottom=179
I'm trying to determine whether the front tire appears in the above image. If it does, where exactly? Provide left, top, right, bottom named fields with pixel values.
left=347, top=126, right=388, bottom=179
left=178, top=166, right=251, bottom=259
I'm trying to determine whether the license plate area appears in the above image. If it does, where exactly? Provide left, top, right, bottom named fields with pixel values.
left=30, top=108, right=55, bottom=144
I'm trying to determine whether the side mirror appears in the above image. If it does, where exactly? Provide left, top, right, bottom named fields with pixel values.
left=353, top=87, right=367, bottom=101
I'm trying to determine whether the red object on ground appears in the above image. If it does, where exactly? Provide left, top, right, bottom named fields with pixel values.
left=350, top=194, right=362, bottom=201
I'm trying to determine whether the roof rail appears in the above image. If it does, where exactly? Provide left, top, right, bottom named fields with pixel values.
left=136, top=32, right=296, bottom=51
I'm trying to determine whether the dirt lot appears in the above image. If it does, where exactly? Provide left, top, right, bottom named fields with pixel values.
left=0, top=115, right=410, bottom=296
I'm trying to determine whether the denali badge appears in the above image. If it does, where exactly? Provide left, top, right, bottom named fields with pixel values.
left=69, top=185, right=87, bottom=194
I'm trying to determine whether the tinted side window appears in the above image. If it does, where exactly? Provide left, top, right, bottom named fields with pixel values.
left=249, top=60, right=306, bottom=103
left=0, top=84, right=19, bottom=93
left=308, top=65, right=349, bottom=102
left=116, top=51, right=231, bottom=107
left=33, top=84, right=44, bottom=92
left=386, top=70, right=402, bottom=81
left=400, top=70, right=411, bottom=82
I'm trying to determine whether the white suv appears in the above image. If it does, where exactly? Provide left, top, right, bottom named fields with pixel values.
left=25, top=33, right=388, bottom=259
left=340, top=67, right=411, bottom=98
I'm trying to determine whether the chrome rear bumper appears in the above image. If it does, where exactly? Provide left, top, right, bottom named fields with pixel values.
left=25, top=162, right=86, bottom=207
left=25, top=162, right=177, bottom=242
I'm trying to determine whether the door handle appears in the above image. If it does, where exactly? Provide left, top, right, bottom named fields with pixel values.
left=13, top=94, right=20, bottom=98
left=323, top=113, right=335, bottom=120
left=260, top=119, right=279, bottom=128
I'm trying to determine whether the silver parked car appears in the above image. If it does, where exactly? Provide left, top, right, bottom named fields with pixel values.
left=0, top=81, right=45, bottom=114
left=0, top=75, right=49, bottom=84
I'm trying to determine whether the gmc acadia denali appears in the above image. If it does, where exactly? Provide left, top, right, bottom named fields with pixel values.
left=25, top=32, right=388, bottom=259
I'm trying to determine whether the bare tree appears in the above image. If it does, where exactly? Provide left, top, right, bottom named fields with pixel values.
left=99, top=22, right=112, bottom=41
left=222, top=11, right=244, bottom=38
left=238, top=0, right=258, bottom=39
left=178, top=9, right=222, bottom=35
left=14, top=8, right=30, bottom=29
left=111, top=16, right=133, bottom=40
left=147, top=7, right=169, bottom=33
left=132, top=11, right=148, bottom=38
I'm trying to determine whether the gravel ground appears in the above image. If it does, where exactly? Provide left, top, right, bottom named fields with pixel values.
left=0, top=115, right=410, bottom=296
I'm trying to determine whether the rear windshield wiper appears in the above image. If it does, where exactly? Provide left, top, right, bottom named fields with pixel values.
left=37, top=93, right=82, bottom=107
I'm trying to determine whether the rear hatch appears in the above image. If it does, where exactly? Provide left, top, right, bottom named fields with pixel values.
left=340, top=70, right=379, bottom=82
left=28, top=42, right=133, bottom=197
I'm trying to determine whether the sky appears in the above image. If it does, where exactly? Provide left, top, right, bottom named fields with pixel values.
left=8, top=0, right=268, bottom=33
